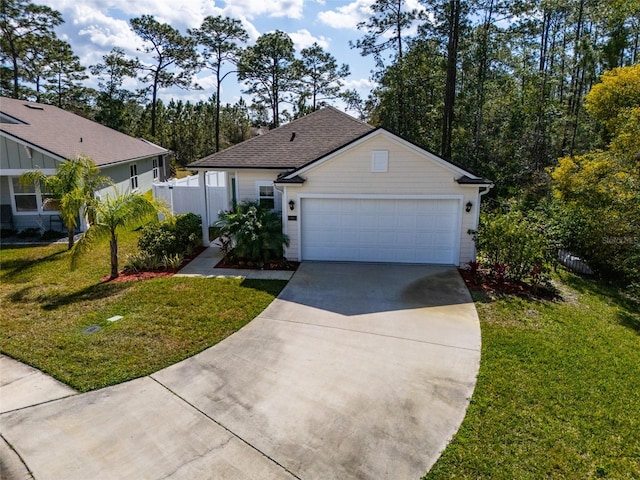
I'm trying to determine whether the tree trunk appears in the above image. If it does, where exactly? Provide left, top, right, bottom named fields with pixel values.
left=215, top=52, right=221, bottom=152
left=151, top=72, right=159, bottom=138
left=67, top=227, right=74, bottom=250
left=110, top=233, right=119, bottom=279
left=441, top=0, right=461, bottom=160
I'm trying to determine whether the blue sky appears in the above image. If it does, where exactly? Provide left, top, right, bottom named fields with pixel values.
left=36, top=0, right=426, bottom=113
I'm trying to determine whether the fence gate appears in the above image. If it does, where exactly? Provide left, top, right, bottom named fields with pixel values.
left=152, top=172, right=228, bottom=226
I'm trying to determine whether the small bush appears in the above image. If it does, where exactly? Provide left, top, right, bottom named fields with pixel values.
left=124, top=251, right=162, bottom=272
left=138, top=213, right=201, bottom=259
left=0, top=228, right=17, bottom=238
left=476, top=209, right=552, bottom=283
left=161, top=253, right=184, bottom=270
left=16, top=228, right=41, bottom=238
left=214, top=201, right=289, bottom=265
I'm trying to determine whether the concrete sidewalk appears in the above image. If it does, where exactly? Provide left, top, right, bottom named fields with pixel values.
left=0, top=355, right=76, bottom=414
left=175, top=246, right=295, bottom=280
left=0, top=262, right=480, bottom=479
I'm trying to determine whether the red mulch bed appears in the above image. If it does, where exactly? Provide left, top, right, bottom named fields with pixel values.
left=101, top=245, right=207, bottom=283
left=458, top=268, right=559, bottom=300
left=215, top=258, right=299, bottom=271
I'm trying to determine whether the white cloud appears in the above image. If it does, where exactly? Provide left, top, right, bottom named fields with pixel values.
left=289, top=29, right=329, bottom=50
left=343, top=77, right=376, bottom=90
left=74, top=6, right=141, bottom=52
left=317, top=0, right=373, bottom=30
left=222, top=0, right=304, bottom=20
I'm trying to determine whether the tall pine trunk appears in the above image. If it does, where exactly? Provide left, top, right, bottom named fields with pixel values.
left=441, top=0, right=460, bottom=159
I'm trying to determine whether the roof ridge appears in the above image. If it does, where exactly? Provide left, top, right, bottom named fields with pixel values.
left=193, top=106, right=372, bottom=166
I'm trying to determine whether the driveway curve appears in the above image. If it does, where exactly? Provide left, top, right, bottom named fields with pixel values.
left=1, top=262, right=480, bottom=480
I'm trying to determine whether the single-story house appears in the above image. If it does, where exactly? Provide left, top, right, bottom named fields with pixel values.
left=188, top=107, right=493, bottom=266
left=0, top=96, right=170, bottom=232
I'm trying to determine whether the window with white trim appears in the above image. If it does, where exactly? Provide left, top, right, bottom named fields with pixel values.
left=10, top=177, right=59, bottom=214
left=130, top=164, right=138, bottom=190
left=11, top=177, right=37, bottom=212
left=257, top=182, right=275, bottom=210
left=152, top=158, right=159, bottom=181
left=371, top=150, right=389, bottom=172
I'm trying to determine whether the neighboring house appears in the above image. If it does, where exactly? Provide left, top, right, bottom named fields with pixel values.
left=189, top=107, right=493, bottom=266
left=0, top=97, right=170, bottom=232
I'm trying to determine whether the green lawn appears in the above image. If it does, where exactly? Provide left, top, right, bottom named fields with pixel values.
left=0, top=228, right=285, bottom=392
left=425, top=273, right=640, bottom=479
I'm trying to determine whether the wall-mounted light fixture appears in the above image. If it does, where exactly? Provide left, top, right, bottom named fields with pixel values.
left=465, top=201, right=473, bottom=213
left=289, top=199, right=295, bottom=211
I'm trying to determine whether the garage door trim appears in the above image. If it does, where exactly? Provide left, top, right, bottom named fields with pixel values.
left=297, top=194, right=463, bottom=265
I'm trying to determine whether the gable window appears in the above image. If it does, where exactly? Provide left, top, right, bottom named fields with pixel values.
left=130, top=164, right=138, bottom=190
left=372, top=150, right=389, bottom=173
left=10, top=177, right=59, bottom=214
left=152, top=158, right=159, bottom=181
left=257, top=182, right=275, bottom=210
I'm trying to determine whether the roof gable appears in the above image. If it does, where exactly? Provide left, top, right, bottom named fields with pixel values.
left=282, top=129, right=491, bottom=184
left=188, top=106, right=375, bottom=170
left=0, top=97, right=168, bottom=166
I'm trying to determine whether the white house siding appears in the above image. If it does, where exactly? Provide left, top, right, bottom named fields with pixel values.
left=284, top=134, right=480, bottom=265
left=236, top=169, right=284, bottom=212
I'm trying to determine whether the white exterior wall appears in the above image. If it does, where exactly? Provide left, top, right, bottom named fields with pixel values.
left=283, top=134, right=481, bottom=265
left=236, top=169, right=284, bottom=212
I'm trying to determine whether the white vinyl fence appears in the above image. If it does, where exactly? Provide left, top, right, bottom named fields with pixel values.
left=152, top=172, right=228, bottom=226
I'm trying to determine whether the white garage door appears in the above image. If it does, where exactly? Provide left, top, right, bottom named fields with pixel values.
left=300, top=198, right=460, bottom=264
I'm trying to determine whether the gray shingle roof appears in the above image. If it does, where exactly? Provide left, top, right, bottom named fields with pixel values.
left=0, top=97, right=168, bottom=167
left=188, top=106, right=376, bottom=170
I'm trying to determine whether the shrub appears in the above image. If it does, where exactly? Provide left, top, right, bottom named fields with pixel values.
left=214, top=201, right=289, bottom=265
left=138, top=213, right=201, bottom=258
left=138, top=223, right=178, bottom=258
left=16, top=228, right=41, bottom=238
left=476, top=209, right=552, bottom=283
left=161, top=253, right=184, bottom=270
left=125, top=251, right=162, bottom=272
left=174, top=213, right=202, bottom=255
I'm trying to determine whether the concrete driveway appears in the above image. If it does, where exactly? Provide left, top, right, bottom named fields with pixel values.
left=0, top=262, right=480, bottom=479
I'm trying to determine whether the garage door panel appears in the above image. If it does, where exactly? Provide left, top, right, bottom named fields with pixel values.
left=301, top=198, right=460, bottom=264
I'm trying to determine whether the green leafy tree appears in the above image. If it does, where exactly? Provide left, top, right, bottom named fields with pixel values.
left=238, top=31, right=295, bottom=128
left=130, top=15, right=199, bottom=138
left=41, top=39, right=89, bottom=111
left=71, top=189, right=166, bottom=279
left=292, top=43, right=350, bottom=114
left=20, top=155, right=110, bottom=250
left=352, top=0, right=418, bottom=136
left=220, top=98, right=252, bottom=146
left=189, top=16, right=248, bottom=152
left=0, top=0, right=63, bottom=98
left=550, top=65, right=640, bottom=285
left=90, top=47, right=140, bottom=131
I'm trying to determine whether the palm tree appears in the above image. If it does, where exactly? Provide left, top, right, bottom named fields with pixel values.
left=71, top=189, right=166, bottom=279
left=20, top=155, right=110, bottom=250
